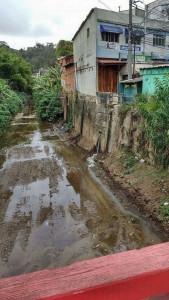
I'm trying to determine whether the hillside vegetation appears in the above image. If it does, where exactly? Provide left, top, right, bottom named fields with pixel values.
left=0, top=42, right=33, bottom=134
left=136, top=74, right=169, bottom=168
left=0, top=44, right=33, bottom=93
left=18, top=43, right=56, bottom=72
left=0, top=79, right=22, bottom=134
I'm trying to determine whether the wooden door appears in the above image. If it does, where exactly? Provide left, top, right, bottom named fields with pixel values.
left=98, top=65, right=117, bottom=92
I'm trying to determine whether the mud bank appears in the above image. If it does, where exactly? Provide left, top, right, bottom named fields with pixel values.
left=101, top=153, right=169, bottom=237
left=67, top=129, right=169, bottom=239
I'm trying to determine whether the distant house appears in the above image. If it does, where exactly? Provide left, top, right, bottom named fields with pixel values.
left=140, top=65, right=169, bottom=94
left=59, top=54, right=75, bottom=121
left=60, top=55, right=75, bottom=92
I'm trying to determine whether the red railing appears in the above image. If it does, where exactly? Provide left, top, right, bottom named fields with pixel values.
left=0, top=242, right=169, bottom=300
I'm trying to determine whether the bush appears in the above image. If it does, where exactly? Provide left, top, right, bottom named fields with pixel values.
left=33, top=67, right=63, bottom=122
left=0, top=79, right=22, bottom=134
left=159, top=199, right=169, bottom=221
left=136, top=75, right=169, bottom=168
left=120, top=149, right=138, bottom=174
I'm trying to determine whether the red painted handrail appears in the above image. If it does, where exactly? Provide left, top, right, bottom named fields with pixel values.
left=0, top=242, right=169, bottom=300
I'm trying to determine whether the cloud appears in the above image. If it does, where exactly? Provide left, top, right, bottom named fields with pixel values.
left=0, top=0, right=147, bottom=49
left=0, top=0, right=54, bottom=37
left=32, top=24, right=54, bottom=37
left=0, top=0, right=32, bottom=36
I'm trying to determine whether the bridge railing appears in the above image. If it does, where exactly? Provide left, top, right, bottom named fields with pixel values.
left=0, top=242, right=169, bottom=300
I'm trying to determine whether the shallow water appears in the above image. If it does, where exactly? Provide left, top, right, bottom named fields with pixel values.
left=0, top=110, right=165, bottom=278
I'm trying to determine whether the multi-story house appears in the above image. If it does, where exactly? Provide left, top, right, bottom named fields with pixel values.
left=71, top=4, right=169, bottom=152
left=72, top=5, right=169, bottom=102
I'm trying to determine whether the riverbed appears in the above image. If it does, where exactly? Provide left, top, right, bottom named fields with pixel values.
left=0, top=110, right=165, bottom=278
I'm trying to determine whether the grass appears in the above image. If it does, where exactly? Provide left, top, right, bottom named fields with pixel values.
left=120, top=150, right=139, bottom=175
left=159, top=199, right=169, bottom=221
left=137, top=167, right=168, bottom=184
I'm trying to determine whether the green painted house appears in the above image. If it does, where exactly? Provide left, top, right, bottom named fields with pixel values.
left=140, top=65, right=169, bottom=94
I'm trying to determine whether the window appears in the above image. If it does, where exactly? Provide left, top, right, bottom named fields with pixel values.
left=87, top=28, right=90, bottom=38
left=125, top=36, right=141, bottom=45
left=101, top=32, right=119, bottom=43
left=122, top=74, right=128, bottom=81
left=153, top=34, right=165, bottom=46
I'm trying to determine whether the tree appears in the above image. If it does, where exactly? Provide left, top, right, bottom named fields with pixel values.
left=55, top=40, right=73, bottom=58
left=0, top=41, right=9, bottom=48
left=18, top=43, right=56, bottom=72
left=0, top=45, right=33, bottom=93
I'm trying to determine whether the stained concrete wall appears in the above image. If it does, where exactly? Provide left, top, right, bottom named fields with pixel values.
left=73, top=10, right=97, bottom=96
left=74, top=93, right=110, bottom=152
left=75, top=93, right=154, bottom=163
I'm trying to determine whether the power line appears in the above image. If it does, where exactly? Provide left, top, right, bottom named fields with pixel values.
left=97, top=0, right=169, bottom=70
left=97, top=0, right=130, bottom=24
left=135, top=3, right=169, bottom=27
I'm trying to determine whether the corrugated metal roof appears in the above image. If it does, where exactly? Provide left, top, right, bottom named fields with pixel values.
left=140, top=64, right=169, bottom=70
left=98, top=59, right=126, bottom=65
left=120, top=77, right=142, bottom=83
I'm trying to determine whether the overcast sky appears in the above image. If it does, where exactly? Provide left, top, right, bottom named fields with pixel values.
left=0, top=0, right=153, bottom=50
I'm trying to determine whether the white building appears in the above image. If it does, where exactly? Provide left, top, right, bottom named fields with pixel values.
left=72, top=6, right=169, bottom=100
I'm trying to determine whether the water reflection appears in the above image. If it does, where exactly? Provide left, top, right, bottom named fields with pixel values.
left=0, top=111, right=166, bottom=279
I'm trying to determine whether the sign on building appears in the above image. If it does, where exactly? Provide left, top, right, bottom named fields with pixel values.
left=106, top=42, right=116, bottom=49
left=134, top=55, right=152, bottom=62
left=120, top=45, right=141, bottom=51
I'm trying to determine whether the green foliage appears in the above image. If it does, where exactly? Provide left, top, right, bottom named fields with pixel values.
left=18, top=42, right=56, bottom=72
left=0, top=79, right=22, bottom=134
left=136, top=75, right=169, bottom=168
left=120, top=150, right=138, bottom=174
left=56, top=40, right=73, bottom=58
left=33, top=67, right=63, bottom=122
left=0, top=44, right=33, bottom=93
left=159, top=199, right=169, bottom=221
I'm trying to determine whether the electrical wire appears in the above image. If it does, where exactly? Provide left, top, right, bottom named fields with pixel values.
left=97, top=0, right=131, bottom=24
left=134, top=3, right=169, bottom=27
left=97, top=0, right=169, bottom=55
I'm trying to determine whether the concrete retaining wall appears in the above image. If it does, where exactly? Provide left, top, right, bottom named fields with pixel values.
left=74, top=92, right=154, bottom=163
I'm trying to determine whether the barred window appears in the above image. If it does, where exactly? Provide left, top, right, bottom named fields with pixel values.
left=153, top=34, right=165, bottom=46
left=101, top=32, right=119, bottom=43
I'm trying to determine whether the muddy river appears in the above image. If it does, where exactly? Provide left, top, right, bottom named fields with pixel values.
left=0, top=109, right=165, bottom=278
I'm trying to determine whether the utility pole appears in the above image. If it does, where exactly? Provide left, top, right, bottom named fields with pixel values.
left=128, top=0, right=133, bottom=80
